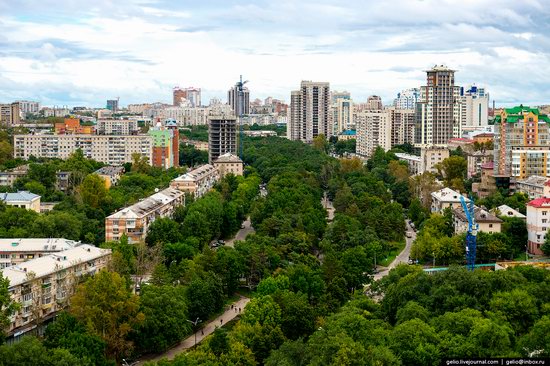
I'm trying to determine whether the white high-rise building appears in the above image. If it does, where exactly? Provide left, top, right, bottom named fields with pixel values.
left=15, top=101, right=40, bottom=117
left=388, top=107, right=416, bottom=146
left=228, top=83, right=250, bottom=116
left=459, top=85, right=489, bottom=132
left=366, top=95, right=383, bottom=110
left=288, top=81, right=330, bottom=142
left=415, top=65, right=462, bottom=147
left=356, top=110, right=392, bottom=157
left=393, top=89, right=419, bottom=110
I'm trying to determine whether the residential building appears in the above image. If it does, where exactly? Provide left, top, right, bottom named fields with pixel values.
left=0, top=238, right=80, bottom=269
left=431, top=187, right=469, bottom=213
left=356, top=110, right=391, bottom=157
left=459, top=85, right=489, bottom=130
left=227, top=82, right=250, bottom=116
left=0, top=191, right=41, bottom=212
left=466, top=149, right=494, bottom=178
left=0, top=165, right=29, bottom=186
left=186, top=140, right=209, bottom=151
left=14, top=134, right=153, bottom=166
left=105, top=187, right=185, bottom=243
left=393, top=88, right=419, bottom=110
left=395, top=153, right=422, bottom=175
left=185, top=87, right=201, bottom=108
left=243, top=130, right=277, bottom=137
left=453, top=206, right=502, bottom=234
left=2, top=244, right=111, bottom=339
left=213, top=153, right=244, bottom=178
left=208, top=114, right=238, bottom=163
left=494, top=204, right=526, bottom=220
left=170, top=164, right=219, bottom=198
left=526, top=197, right=550, bottom=254
left=515, top=176, right=550, bottom=200
left=447, top=138, right=474, bottom=150
left=95, top=166, right=125, bottom=189
left=106, top=99, right=119, bottom=112
left=366, top=95, right=383, bottom=110
left=493, top=106, right=550, bottom=179
left=288, top=81, right=331, bottom=142
left=55, top=171, right=71, bottom=192
left=415, top=65, right=462, bottom=147
left=338, top=130, right=356, bottom=141
left=331, top=92, right=353, bottom=134
left=15, top=101, right=40, bottom=117
left=472, top=132, right=494, bottom=144
left=148, top=121, right=179, bottom=169
left=421, top=147, right=449, bottom=174
left=472, top=162, right=505, bottom=199
left=97, top=119, right=139, bottom=135
left=173, top=87, right=187, bottom=106
left=128, top=103, right=151, bottom=115
left=55, top=118, right=94, bottom=135
left=388, top=107, right=416, bottom=146
left=162, top=106, right=210, bottom=126
left=1, top=103, right=21, bottom=126
left=42, top=107, right=70, bottom=118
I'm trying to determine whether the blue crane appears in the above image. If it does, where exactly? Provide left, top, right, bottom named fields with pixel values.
left=460, top=195, right=478, bottom=271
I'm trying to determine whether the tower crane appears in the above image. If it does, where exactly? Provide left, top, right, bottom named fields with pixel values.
left=460, top=195, right=478, bottom=271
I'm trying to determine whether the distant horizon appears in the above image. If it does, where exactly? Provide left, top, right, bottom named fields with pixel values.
left=1, top=1, right=549, bottom=107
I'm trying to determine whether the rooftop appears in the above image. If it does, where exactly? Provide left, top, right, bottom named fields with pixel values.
left=0, top=238, right=80, bottom=253
left=453, top=206, right=503, bottom=224
left=340, top=130, right=357, bottom=136
left=0, top=191, right=40, bottom=203
left=494, top=105, right=550, bottom=124
left=395, top=152, right=421, bottom=162
left=173, top=164, right=217, bottom=182
left=517, top=175, right=549, bottom=187
left=107, top=187, right=184, bottom=219
left=527, top=197, right=550, bottom=208
left=431, top=187, right=469, bottom=203
left=1, top=244, right=111, bottom=288
left=494, top=204, right=526, bottom=219
left=95, top=166, right=125, bottom=176
left=213, top=153, right=243, bottom=164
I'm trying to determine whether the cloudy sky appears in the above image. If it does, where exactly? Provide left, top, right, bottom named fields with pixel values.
left=0, top=0, right=549, bottom=107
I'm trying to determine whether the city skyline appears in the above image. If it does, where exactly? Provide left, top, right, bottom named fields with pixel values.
left=0, top=1, right=549, bottom=107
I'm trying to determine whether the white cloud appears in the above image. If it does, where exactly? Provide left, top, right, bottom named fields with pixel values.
left=0, top=0, right=549, bottom=106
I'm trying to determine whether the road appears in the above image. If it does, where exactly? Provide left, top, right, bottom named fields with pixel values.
left=135, top=296, right=250, bottom=365
left=226, top=217, right=255, bottom=247
left=373, top=220, right=417, bottom=281
left=322, top=193, right=335, bottom=221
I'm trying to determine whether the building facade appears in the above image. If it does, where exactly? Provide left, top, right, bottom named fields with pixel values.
left=0, top=191, right=41, bottom=212
left=431, top=187, right=469, bottom=213
left=97, top=119, right=139, bottom=135
left=356, top=110, right=392, bottom=157
left=14, top=134, right=153, bottom=166
left=213, top=153, right=244, bottom=178
left=526, top=197, right=550, bottom=254
left=170, top=164, right=220, bottom=198
left=515, top=176, right=550, bottom=200
left=459, top=85, right=489, bottom=130
left=105, top=187, right=185, bottom=243
left=1, top=244, right=111, bottom=339
left=148, top=121, right=179, bottom=169
left=228, top=83, right=250, bottom=116
left=388, top=108, right=416, bottom=146
left=15, top=101, right=40, bottom=118
left=330, top=91, right=353, bottom=134
left=0, top=103, right=21, bottom=127
left=95, top=166, right=125, bottom=189
left=208, top=115, right=238, bottom=163
left=393, top=88, right=419, bottom=110
left=415, top=65, right=461, bottom=147
left=366, top=95, right=383, bottom=110
left=493, top=106, right=550, bottom=178
left=288, top=81, right=330, bottom=142
left=453, top=206, right=502, bottom=234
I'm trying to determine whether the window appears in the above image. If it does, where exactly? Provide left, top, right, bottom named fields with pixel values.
left=544, top=211, right=548, bottom=216
left=489, top=224, right=493, bottom=228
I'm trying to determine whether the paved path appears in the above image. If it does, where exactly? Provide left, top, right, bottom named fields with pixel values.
left=226, top=217, right=255, bottom=247
left=373, top=220, right=417, bottom=281
left=136, top=296, right=251, bottom=365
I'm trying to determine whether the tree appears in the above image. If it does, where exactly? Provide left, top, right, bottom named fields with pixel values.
left=131, top=153, right=150, bottom=174
left=312, top=134, right=329, bottom=153
left=132, top=285, right=191, bottom=353
left=542, top=233, right=550, bottom=256
left=519, top=316, right=550, bottom=357
left=435, top=156, right=467, bottom=191
left=273, top=290, right=316, bottom=340
left=145, top=218, right=183, bottom=246
left=185, top=273, right=224, bottom=321
left=78, top=173, right=109, bottom=209
left=0, top=273, right=19, bottom=344
left=70, top=271, right=144, bottom=359
left=0, top=141, right=12, bottom=165
left=390, top=319, right=440, bottom=366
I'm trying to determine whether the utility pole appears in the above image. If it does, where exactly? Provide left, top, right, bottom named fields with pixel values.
left=186, top=317, right=202, bottom=348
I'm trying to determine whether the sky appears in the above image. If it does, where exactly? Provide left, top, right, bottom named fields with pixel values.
left=0, top=0, right=549, bottom=108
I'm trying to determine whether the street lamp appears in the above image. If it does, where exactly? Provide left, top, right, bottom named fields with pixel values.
left=186, top=317, right=202, bottom=348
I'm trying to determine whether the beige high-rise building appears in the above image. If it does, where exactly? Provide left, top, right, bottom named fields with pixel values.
left=356, top=110, right=392, bottom=157
left=288, top=81, right=330, bottom=142
left=0, top=103, right=21, bottom=127
left=388, top=107, right=416, bottom=146
left=366, top=95, right=383, bottom=111
left=330, top=91, right=353, bottom=134
left=415, top=65, right=462, bottom=147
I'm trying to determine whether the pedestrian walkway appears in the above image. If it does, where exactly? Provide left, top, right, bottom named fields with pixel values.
left=136, top=296, right=250, bottom=365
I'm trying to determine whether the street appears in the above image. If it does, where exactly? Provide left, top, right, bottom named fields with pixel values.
left=226, top=217, right=255, bottom=247
left=373, top=220, right=417, bottom=281
left=135, top=296, right=250, bottom=365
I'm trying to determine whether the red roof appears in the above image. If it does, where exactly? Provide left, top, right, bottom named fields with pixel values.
left=449, top=138, right=474, bottom=142
left=527, top=197, right=550, bottom=208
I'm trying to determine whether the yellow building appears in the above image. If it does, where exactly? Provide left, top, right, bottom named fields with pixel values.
left=0, top=191, right=41, bottom=212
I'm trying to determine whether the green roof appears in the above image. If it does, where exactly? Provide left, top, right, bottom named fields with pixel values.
left=494, top=105, right=550, bottom=124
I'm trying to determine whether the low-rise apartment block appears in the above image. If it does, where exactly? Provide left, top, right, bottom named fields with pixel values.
left=95, top=166, right=125, bottom=189
left=97, top=119, right=139, bottom=135
left=0, top=238, right=80, bottom=269
left=213, top=153, right=243, bottom=178
left=14, top=134, right=153, bottom=166
left=515, top=176, right=550, bottom=200
left=395, top=153, right=422, bottom=175
left=0, top=191, right=41, bottom=212
left=170, top=164, right=219, bottom=198
left=105, top=187, right=185, bottom=243
left=431, top=187, right=470, bottom=213
left=494, top=204, right=526, bottom=220
left=453, top=206, right=502, bottom=234
left=1, top=244, right=111, bottom=339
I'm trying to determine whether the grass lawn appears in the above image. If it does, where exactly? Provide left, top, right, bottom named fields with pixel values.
left=378, top=241, right=406, bottom=267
